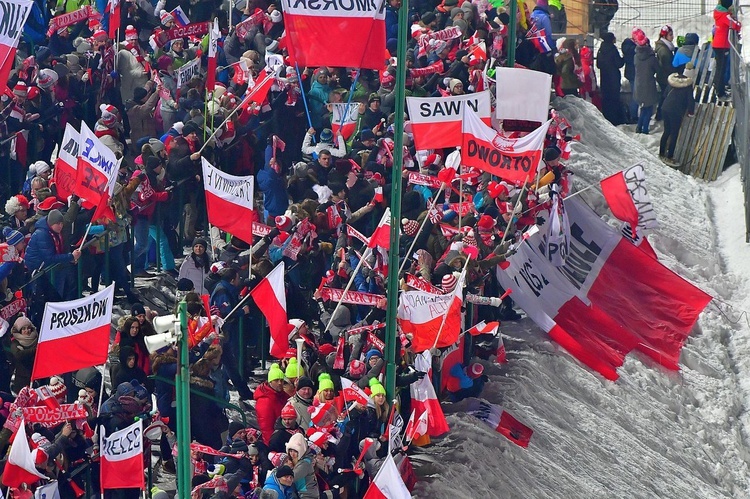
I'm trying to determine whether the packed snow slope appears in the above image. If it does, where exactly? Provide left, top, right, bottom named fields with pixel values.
left=412, top=97, right=750, bottom=499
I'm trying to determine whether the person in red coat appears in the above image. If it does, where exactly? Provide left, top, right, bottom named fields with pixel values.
left=254, top=363, right=290, bottom=444
left=712, top=0, right=742, bottom=99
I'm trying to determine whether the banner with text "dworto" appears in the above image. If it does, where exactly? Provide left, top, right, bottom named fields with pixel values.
left=32, top=284, right=114, bottom=380
left=202, top=158, right=255, bottom=245
left=461, top=108, right=550, bottom=184
left=406, top=91, right=491, bottom=150
left=280, top=0, right=386, bottom=69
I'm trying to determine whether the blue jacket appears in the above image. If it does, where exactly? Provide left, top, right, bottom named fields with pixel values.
left=262, top=471, right=295, bottom=499
left=24, top=217, right=72, bottom=272
left=307, top=80, right=331, bottom=128
left=257, top=145, right=289, bottom=218
left=530, top=7, right=555, bottom=54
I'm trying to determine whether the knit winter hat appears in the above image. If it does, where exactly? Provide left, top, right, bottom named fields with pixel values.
left=442, top=273, right=458, bottom=292
left=159, top=10, right=174, bottom=25
left=37, top=197, right=64, bottom=212
left=268, top=363, right=285, bottom=382
left=402, top=218, right=419, bottom=237
left=348, top=359, right=366, bottom=378
left=13, top=81, right=27, bottom=97
left=365, top=349, right=382, bottom=363
left=296, top=376, right=315, bottom=391
left=125, top=25, right=138, bottom=41
left=467, top=363, right=484, bottom=379
left=320, top=129, right=334, bottom=142
left=49, top=376, right=67, bottom=400
left=92, top=29, right=108, bottom=41
left=13, top=315, right=32, bottom=330
left=276, top=465, right=295, bottom=479
left=281, top=403, right=296, bottom=419
left=268, top=452, right=289, bottom=468
left=318, top=373, right=334, bottom=392
left=632, top=28, right=648, bottom=46
left=3, top=227, right=24, bottom=246
left=369, top=378, right=386, bottom=397
left=270, top=10, right=282, bottom=22
left=275, top=215, right=293, bottom=231
left=37, top=69, right=58, bottom=89
left=133, top=87, right=148, bottom=102
left=285, top=358, right=304, bottom=378
left=47, top=209, right=64, bottom=226
left=148, top=138, right=166, bottom=153
left=477, top=214, right=495, bottom=232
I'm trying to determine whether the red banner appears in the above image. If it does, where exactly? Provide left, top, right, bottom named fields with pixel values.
left=47, top=5, right=101, bottom=36
left=190, top=443, right=243, bottom=459
left=23, top=404, right=88, bottom=426
left=154, top=22, right=209, bottom=48
left=0, top=298, right=26, bottom=320
left=408, top=172, right=442, bottom=189
left=320, top=288, right=384, bottom=306
left=234, top=9, right=265, bottom=40
left=346, top=225, right=369, bottom=245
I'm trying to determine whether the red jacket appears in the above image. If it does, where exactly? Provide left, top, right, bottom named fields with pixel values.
left=713, top=7, right=741, bottom=49
left=253, top=382, right=290, bottom=444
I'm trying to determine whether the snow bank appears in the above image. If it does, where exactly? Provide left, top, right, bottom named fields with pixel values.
left=413, top=97, right=750, bottom=498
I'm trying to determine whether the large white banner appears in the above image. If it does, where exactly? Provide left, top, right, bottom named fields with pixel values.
left=494, top=67, right=552, bottom=123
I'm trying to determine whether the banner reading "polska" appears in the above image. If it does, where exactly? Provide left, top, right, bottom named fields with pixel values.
left=461, top=108, right=550, bottom=184
left=31, top=284, right=114, bottom=380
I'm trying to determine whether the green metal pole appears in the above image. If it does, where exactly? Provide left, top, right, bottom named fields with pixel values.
left=104, top=232, right=111, bottom=285
left=260, top=316, right=267, bottom=369
left=156, top=205, right=162, bottom=272
left=507, top=0, right=517, bottom=67
left=76, top=261, right=82, bottom=298
left=239, top=316, right=245, bottom=379
left=176, top=300, right=191, bottom=495
left=384, top=0, right=408, bottom=402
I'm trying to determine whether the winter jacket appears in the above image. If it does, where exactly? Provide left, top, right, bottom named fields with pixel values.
left=9, top=332, right=37, bottom=394
left=291, top=452, right=319, bottom=499
left=116, top=46, right=150, bottom=105
left=289, top=391, right=313, bottom=430
left=111, top=345, right=148, bottom=388
left=672, top=33, right=700, bottom=74
left=555, top=51, right=580, bottom=91
left=253, top=382, right=290, bottom=444
left=621, top=38, right=636, bottom=82
left=530, top=6, right=555, bottom=54
left=190, top=375, right=228, bottom=449
left=301, top=132, right=347, bottom=159
left=268, top=418, right=303, bottom=453
left=261, top=470, right=295, bottom=499
left=661, top=73, right=696, bottom=119
left=258, top=146, right=290, bottom=218
left=24, top=217, right=73, bottom=272
left=713, top=6, right=741, bottom=50
left=633, top=44, right=660, bottom=107
left=306, top=80, right=331, bottom=129
left=178, top=254, right=210, bottom=295
left=654, top=38, right=675, bottom=90
left=597, top=39, right=624, bottom=96
left=131, top=171, right=169, bottom=219
left=126, top=89, right=160, bottom=145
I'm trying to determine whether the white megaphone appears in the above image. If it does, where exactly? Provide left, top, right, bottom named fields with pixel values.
left=145, top=314, right=180, bottom=353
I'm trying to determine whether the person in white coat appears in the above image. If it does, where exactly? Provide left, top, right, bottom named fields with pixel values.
left=178, top=238, right=212, bottom=295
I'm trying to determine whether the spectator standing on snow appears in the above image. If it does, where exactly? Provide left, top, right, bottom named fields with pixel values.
left=712, top=0, right=742, bottom=100
left=632, top=29, right=659, bottom=134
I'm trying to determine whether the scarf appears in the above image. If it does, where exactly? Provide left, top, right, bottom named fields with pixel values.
left=123, top=42, right=150, bottom=73
left=190, top=251, right=210, bottom=273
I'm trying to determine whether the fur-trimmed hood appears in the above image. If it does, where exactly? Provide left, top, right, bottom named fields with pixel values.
left=668, top=72, right=694, bottom=88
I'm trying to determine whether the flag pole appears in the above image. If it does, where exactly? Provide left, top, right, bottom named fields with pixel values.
left=295, top=63, right=315, bottom=143
left=175, top=301, right=191, bottom=496
left=497, top=177, right=529, bottom=249
left=384, top=0, right=408, bottom=402
left=323, top=247, right=371, bottom=333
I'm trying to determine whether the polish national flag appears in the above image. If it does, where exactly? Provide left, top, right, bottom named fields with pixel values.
left=100, top=419, right=144, bottom=490
left=35, top=386, right=61, bottom=410
left=367, top=208, right=391, bottom=250
left=0, top=0, right=33, bottom=94
left=406, top=91, right=492, bottom=150
left=404, top=409, right=428, bottom=444
left=601, top=170, right=639, bottom=237
left=52, top=123, right=80, bottom=202
left=340, top=377, right=369, bottom=407
left=362, top=454, right=411, bottom=499
left=76, top=122, right=118, bottom=222
left=1, top=419, right=46, bottom=488
left=206, top=18, right=220, bottom=94
left=330, top=103, right=360, bottom=140
left=249, top=262, right=289, bottom=359
left=202, top=157, right=254, bottom=245
left=410, top=351, right=449, bottom=437
left=466, top=399, right=534, bottom=448
left=466, top=320, right=499, bottom=336
left=107, top=0, right=120, bottom=40
left=31, top=285, right=114, bottom=380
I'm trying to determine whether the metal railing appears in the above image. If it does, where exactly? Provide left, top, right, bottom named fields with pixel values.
left=729, top=29, right=750, bottom=241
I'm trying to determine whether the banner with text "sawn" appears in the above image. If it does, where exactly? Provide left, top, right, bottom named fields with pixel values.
left=461, top=108, right=550, bottom=184
left=406, top=91, right=491, bottom=150
left=202, top=158, right=255, bottom=245
left=31, top=284, right=114, bottom=380
left=281, top=0, right=386, bottom=69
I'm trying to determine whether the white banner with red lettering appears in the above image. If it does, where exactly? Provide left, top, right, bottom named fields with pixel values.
left=31, top=284, right=114, bottom=380
left=494, top=67, right=552, bottom=123
left=331, top=103, right=360, bottom=140
left=75, top=122, right=119, bottom=219
left=100, top=419, right=144, bottom=490
left=52, top=123, right=80, bottom=201
left=281, top=0, right=386, bottom=69
left=0, top=0, right=32, bottom=91
left=202, top=158, right=255, bottom=245
left=406, top=91, right=491, bottom=150
left=461, top=108, right=550, bottom=184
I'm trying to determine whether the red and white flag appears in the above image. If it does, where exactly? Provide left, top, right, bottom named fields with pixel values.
left=410, top=351, right=449, bottom=437
left=0, top=0, right=33, bottom=92
left=206, top=17, right=220, bottom=94
left=466, top=399, right=534, bottom=448
left=282, top=0, right=386, bottom=70
left=330, top=103, right=360, bottom=140
left=107, top=0, right=120, bottom=39
left=404, top=409, right=428, bottom=444
left=52, top=123, right=80, bottom=202
left=601, top=162, right=659, bottom=240
left=31, top=284, right=114, bottom=380
left=249, top=262, right=289, bottom=359
left=461, top=108, right=550, bottom=184
left=202, top=158, right=254, bottom=245
left=406, top=91, right=491, bottom=150
left=239, top=68, right=275, bottom=113
left=397, top=264, right=465, bottom=352
left=465, top=320, right=499, bottom=336
left=76, top=122, right=118, bottom=222
left=34, top=386, right=61, bottom=410
left=100, top=419, right=144, bottom=490
left=367, top=207, right=391, bottom=250
left=362, top=454, right=411, bottom=499
left=494, top=67, right=552, bottom=123
left=1, top=418, right=46, bottom=488
left=340, top=377, right=369, bottom=407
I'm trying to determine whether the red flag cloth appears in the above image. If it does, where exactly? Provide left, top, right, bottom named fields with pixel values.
left=498, top=411, right=534, bottom=448
left=52, top=123, right=80, bottom=201
left=1, top=419, right=46, bottom=488
left=100, top=419, right=144, bottom=490
left=249, top=262, right=289, bottom=358
left=404, top=409, right=428, bottom=443
left=405, top=91, right=492, bottom=150
left=0, top=0, right=33, bottom=92
left=107, top=0, right=120, bottom=39
left=201, top=157, right=255, bottom=245
left=340, top=378, right=369, bottom=407
left=31, top=285, right=114, bottom=380
left=466, top=320, right=499, bottom=336
left=330, top=103, right=360, bottom=140
left=601, top=170, right=639, bottom=235
left=367, top=208, right=391, bottom=250
left=461, top=108, right=550, bottom=184
left=410, top=351, right=449, bottom=437
left=333, top=336, right=345, bottom=369
left=239, top=70, right=275, bottom=113
left=283, top=0, right=386, bottom=70
left=75, top=122, right=118, bottom=222
left=206, top=18, right=219, bottom=94
left=34, top=386, right=61, bottom=410
left=363, top=454, right=411, bottom=499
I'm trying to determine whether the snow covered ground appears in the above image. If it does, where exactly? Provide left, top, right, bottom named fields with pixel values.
left=412, top=97, right=750, bottom=498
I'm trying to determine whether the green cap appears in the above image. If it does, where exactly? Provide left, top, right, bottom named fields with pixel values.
left=285, top=358, right=304, bottom=379
left=268, top=363, right=285, bottom=382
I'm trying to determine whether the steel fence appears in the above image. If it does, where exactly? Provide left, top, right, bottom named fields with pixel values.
left=609, top=0, right=709, bottom=30
left=729, top=28, right=750, bottom=241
